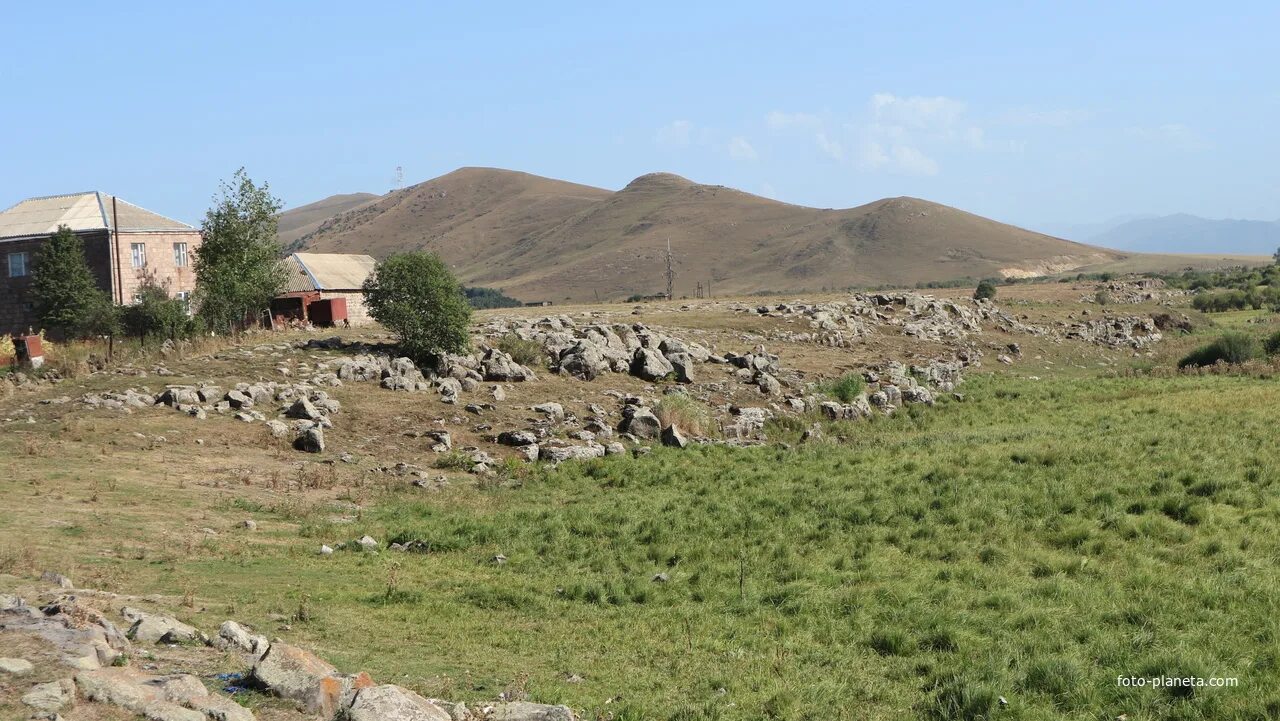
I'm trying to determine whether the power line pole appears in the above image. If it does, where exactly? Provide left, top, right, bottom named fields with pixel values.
left=665, top=237, right=676, bottom=300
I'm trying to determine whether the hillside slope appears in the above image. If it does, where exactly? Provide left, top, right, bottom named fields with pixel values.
left=278, top=192, right=380, bottom=250
left=1089, top=213, right=1280, bottom=255
left=290, top=167, right=1120, bottom=301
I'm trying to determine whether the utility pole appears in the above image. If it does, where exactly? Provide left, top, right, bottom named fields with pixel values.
left=665, top=237, right=676, bottom=300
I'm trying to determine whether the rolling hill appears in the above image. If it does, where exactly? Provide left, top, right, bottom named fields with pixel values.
left=1086, top=214, right=1280, bottom=255
left=278, top=192, right=380, bottom=249
left=280, top=167, right=1240, bottom=302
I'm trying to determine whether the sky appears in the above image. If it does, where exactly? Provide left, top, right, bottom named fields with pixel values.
left=2, top=1, right=1278, bottom=236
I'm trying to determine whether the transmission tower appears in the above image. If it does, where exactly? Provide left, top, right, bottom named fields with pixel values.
left=665, top=238, right=676, bottom=300
left=392, top=166, right=404, bottom=191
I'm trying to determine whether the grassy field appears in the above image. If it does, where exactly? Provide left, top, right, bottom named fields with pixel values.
left=6, top=367, right=1280, bottom=720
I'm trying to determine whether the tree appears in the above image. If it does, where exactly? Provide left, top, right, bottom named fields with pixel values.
left=32, top=225, right=117, bottom=338
left=363, top=252, right=472, bottom=361
left=974, top=280, right=998, bottom=301
left=194, top=169, right=286, bottom=332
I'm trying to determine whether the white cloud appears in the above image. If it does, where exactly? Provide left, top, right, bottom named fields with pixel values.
left=766, top=111, right=823, bottom=130
left=655, top=120, right=693, bottom=149
left=728, top=136, right=758, bottom=160
left=1127, top=123, right=1212, bottom=151
left=815, top=132, right=844, bottom=160
left=999, top=108, right=1093, bottom=127
left=859, top=141, right=938, bottom=176
left=870, top=93, right=966, bottom=130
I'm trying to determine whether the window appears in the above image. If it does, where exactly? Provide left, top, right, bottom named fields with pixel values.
left=7, top=251, right=28, bottom=277
left=131, top=243, right=147, bottom=268
left=173, top=242, right=188, bottom=267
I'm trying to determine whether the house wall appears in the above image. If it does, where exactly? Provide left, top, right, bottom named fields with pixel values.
left=320, top=291, right=373, bottom=326
left=0, top=230, right=113, bottom=337
left=112, top=229, right=203, bottom=303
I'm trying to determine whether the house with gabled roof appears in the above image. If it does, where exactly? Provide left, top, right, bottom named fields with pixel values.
left=0, top=192, right=201, bottom=336
left=271, top=252, right=378, bottom=327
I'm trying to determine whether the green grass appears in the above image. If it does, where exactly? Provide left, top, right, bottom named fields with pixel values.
left=818, top=372, right=866, bottom=403
left=15, top=372, right=1280, bottom=720
left=163, top=374, right=1280, bottom=718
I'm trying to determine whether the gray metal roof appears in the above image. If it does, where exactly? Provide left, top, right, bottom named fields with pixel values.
left=0, top=192, right=194, bottom=241
left=283, top=252, right=377, bottom=293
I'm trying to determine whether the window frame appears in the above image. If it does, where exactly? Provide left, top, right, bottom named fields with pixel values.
left=7, top=251, right=29, bottom=278
left=130, top=242, right=147, bottom=269
left=173, top=242, right=188, bottom=268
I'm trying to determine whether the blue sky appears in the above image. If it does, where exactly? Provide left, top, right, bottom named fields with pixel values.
left=2, top=1, right=1277, bottom=234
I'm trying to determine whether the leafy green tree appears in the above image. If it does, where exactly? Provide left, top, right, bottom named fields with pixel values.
left=363, top=252, right=472, bottom=361
left=31, top=225, right=117, bottom=338
left=121, top=281, right=199, bottom=344
left=194, top=169, right=286, bottom=332
left=973, top=279, right=998, bottom=301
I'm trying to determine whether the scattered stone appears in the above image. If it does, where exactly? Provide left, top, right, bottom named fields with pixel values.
left=660, top=424, right=688, bottom=449
left=21, top=677, right=75, bottom=713
left=497, top=430, right=538, bottom=447
left=126, top=612, right=199, bottom=645
left=41, top=571, right=74, bottom=589
left=0, top=656, right=34, bottom=674
left=347, top=684, right=452, bottom=721
left=217, top=620, right=268, bottom=655
left=531, top=402, right=564, bottom=420
left=251, top=642, right=373, bottom=717
left=488, top=701, right=577, bottom=721
left=319, top=545, right=334, bottom=556
left=358, top=535, right=378, bottom=551
left=294, top=426, right=325, bottom=453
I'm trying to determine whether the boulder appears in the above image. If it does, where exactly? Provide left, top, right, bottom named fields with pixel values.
left=217, top=620, right=268, bottom=655
left=618, top=408, right=661, bottom=440
left=250, top=643, right=374, bottom=717
left=285, top=398, right=323, bottom=421
left=660, top=424, right=688, bottom=449
left=21, top=678, right=75, bottom=713
left=126, top=614, right=199, bottom=644
left=488, top=701, right=577, bottom=721
left=266, top=420, right=290, bottom=438
left=347, top=684, right=452, bottom=721
left=532, top=402, right=564, bottom=420
left=0, top=656, right=34, bottom=674
left=482, top=349, right=534, bottom=382
left=539, top=444, right=606, bottom=464
left=630, top=348, right=674, bottom=381
left=665, top=352, right=695, bottom=383
left=497, top=430, right=538, bottom=447
left=558, top=341, right=609, bottom=381
left=294, top=427, right=325, bottom=453
left=424, top=430, right=452, bottom=452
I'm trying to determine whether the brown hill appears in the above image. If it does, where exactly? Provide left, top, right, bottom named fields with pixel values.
left=278, top=192, right=380, bottom=250
left=289, top=167, right=1122, bottom=301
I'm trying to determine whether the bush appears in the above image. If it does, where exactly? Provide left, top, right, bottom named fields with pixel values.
left=1177, top=331, right=1262, bottom=368
left=465, top=287, right=522, bottom=309
left=121, top=283, right=199, bottom=343
left=497, top=334, right=546, bottom=367
left=363, top=252, right=472, bottom=362
left=1191, top=290, right=1256, bottom=313
left=819, top=373, right=865, bottom=403
left=1265, top=330, right=1280, bottom=357
left=973, top=280, right=997, bottom=301
left=655, top=393, right=712, bottom=436
left=1094, top=290, right=1111, bottom=305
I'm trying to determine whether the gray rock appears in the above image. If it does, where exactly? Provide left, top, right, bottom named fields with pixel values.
left=604, top=442, right=626, bottom=456
left=660, top=424, right=688, bottom=448
left=424, top=430, right=452, bottom=452
left=285, top=398, right=323, bottom=421
left=488, top=701, right=577, bottom=721
left=618, top=408, right=661, bottom=440
left=497, top=430, right=538, bottom=447
left=21, top=678, right=74, bottom=712
left=630, top=347, right=674, bottom=381
left=217, top=620, right=268, bottom=655
left=41, top=571, right=74, bottom=589
left=294, top=427, right=325, bottom=453
left=482, top=349, right=534, bottom=382
left=532, top=402, right=564, bottom=420
left=539, top=444, right=606, bottom=464
left=0, top=656, right=34, bottom=674
left=127, top=613, right=199, bottom=644
left=249, top=642, right=357, bottom=716
left=347, top=684, right=452, bottom=721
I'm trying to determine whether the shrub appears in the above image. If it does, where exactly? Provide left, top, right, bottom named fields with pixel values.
left=121, top=283, right=199, bottom=343
left=1094, top=290, right=1111, bottom=305
left=1264, top=330, right=1280, bottom=357
left=973, top=280, right=997, bottom=300
left=1192, top=290, right=1257, bottom=313
left=465, top=287, right=522, bottom=309
left=497, top=334, right=546, bottom=367
left=655, top=393, right=712, bottom=435
left=363, top=252, right=472, bottom=362
left=1177, top=331, right=1262, bottom=368
left=819, top=373, right=866, bottom=403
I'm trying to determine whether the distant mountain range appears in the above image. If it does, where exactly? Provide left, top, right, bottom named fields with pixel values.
left=276, top=167, right=1269, bottom=302
left=1041, top=214, right=1280, bottom=256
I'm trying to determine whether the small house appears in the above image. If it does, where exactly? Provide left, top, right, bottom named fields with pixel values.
left=273, top=252, right=378, bottom=327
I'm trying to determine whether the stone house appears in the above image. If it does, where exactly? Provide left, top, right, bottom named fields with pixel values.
left=0, top=192, right=201, bottom=336
left=272, top=252, right=378, bottom=327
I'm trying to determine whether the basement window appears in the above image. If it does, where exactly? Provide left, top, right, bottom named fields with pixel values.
left=7, top=251, right=28, bottom=277
left=131, top=243, right=147, bottom=268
